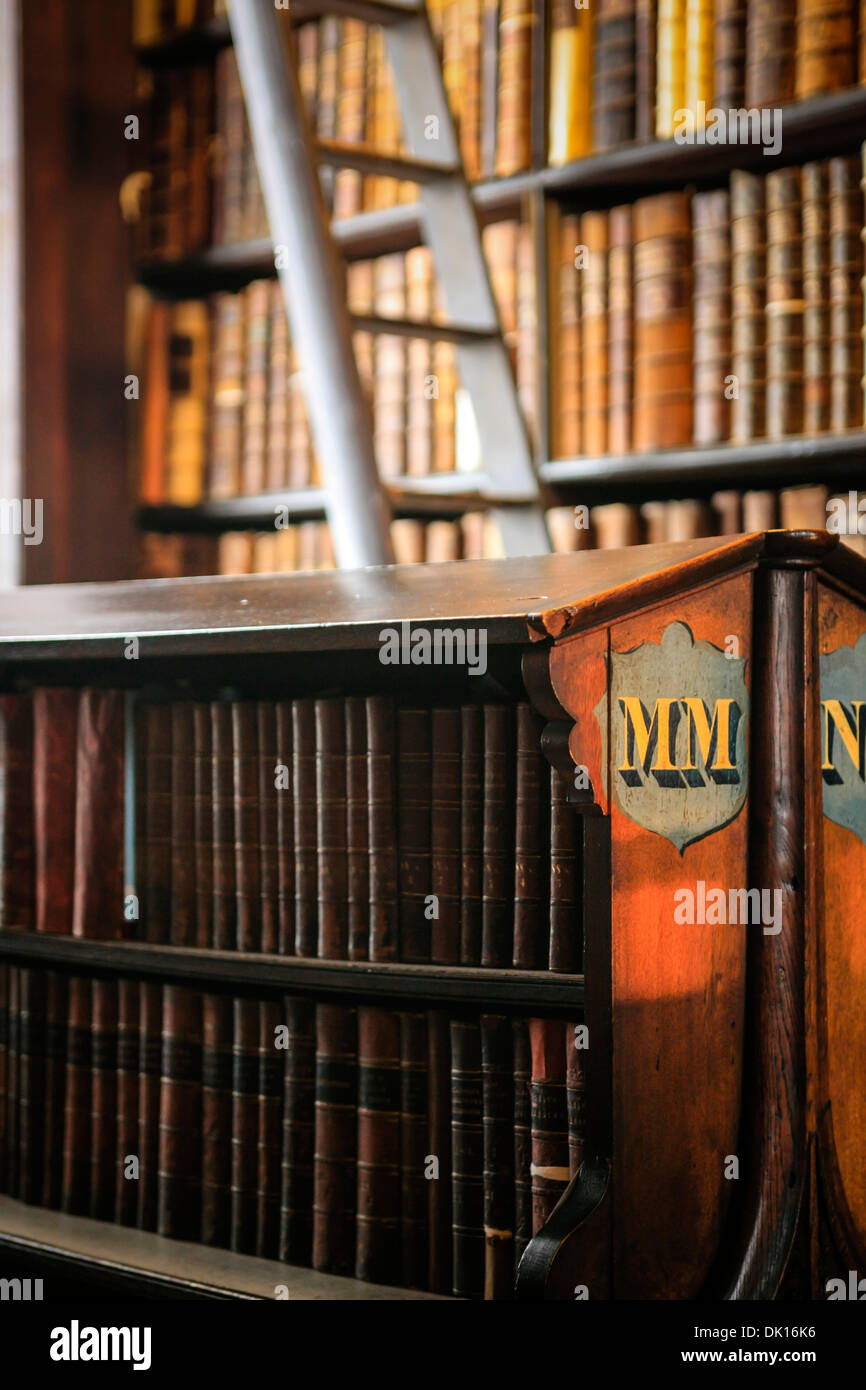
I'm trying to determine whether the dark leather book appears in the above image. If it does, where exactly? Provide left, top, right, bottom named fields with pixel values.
left=635, top=0, right=657, bottom=140
left=211, top=701, right=236, bottom=951
left=275, top=702, right=295, bottom=955
left=427, top=1008, right=452, bottom=1294
left=366, top=696, right=397, bottom=962
left=231, top=996, right=259, bottom=1253
left=157, top=984, right=202, bottom=1241
left=482, top=705, right=515, bottom=968
left=397, top=708, right=432, bottom=963
left=566, top=1023, right=587, bottom=1178
left=314, top=698, right=348, bottom=961
left=313, top=1002, right=357, bottom=1274
left=529, top=1018, right=570, bottom=1232
left=41, top=970, right=68, bottom=1209
left=356, top=1006, right=402, bottom=1283
left=459, top=706, right=484, bottom=965
left=292, top=699, right=318, bottom=957
left=399, top=1010, right=428, bottom=1288
left=201, top=992, right=232, bottom=1247
left=431, top=708, right=461, bottom=964
left=257, top=702, right=279, bottom=956
left=89, top=978, right=118, bottom=1220
left=713, top=0, right=747, bottom=108
left=451, top=1017, right=484, bottom=1298
left=0, top=966, right=8, bottom=1192
left=115, top=976, right=140, bottom=1225
left=170, top=702, right=196, bottom=947
left=33, top=688, right=77, bottom=935
left=4, top=966, right=19, bottom=1196
left=280, top=995, right=315, bottom=1263
left=765, top=167, right=803, bottom=440
left=61, top=975, right=91, bottom=1215
left=345, top=697, right=369, bottom=962
left=828, top=155, right=862, bottom=433
left=513, top=1018, right=531, bottom=1267
left=0, top=694, right=34, bottom=931
left=745, top=0, right=796, bottom=107
left=73, top=689, right=125, bottom=941
left=796, top=0, right=856, bottom=98
left=17, top=967, right=46, bottom=1204
left=233, top=702, right=260, bottom=953
left=512, top=704, right=548, bottom=970
left=136, top=981, right=162, bottom=1231
left=192, top=703, right=213, bottom=949
left=549, top=768, right=582, bottom=972
left=592, top=0, right=637, bottom=150
left=692, top=188, right=732, bottom=446
left=256, top=999, right=282, bottom=1258
left=143, top=703, right=172, bottom=943
left=134, top=701, right=148, bottom=939
left=481, top=1013, right=514, bottom=1300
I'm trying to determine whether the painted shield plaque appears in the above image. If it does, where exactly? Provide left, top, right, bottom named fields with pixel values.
left=820, top=632, right=866, bottom=845
left=594, top=621, right=749, bottom=852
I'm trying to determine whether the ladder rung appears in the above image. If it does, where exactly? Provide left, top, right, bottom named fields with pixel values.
left=350, top=314, right=497, bottom=345
left=316, top=138, right=457, bottom=183
left=292, top=0, right=422, bottom=26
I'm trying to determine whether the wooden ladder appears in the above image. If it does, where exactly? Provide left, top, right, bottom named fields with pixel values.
left=226, top=0, right=550, bottom=567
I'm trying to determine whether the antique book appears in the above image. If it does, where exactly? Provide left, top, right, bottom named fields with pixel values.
left=292, top=699, right=318, bottom=958
left=315, top=697, right=348, bottom=960
left=512, top=704, right=548, bottom=970
left=157, top=985, right=202, bottom=1241
left=713, top=0, right=747, bottom=108
left=431, top=708, right=461, bottom=965
left=450, top=1017, right=484, bottom=1297
left=89, top=977, right=118, bottom=1221
left=580, top=210, right=610, bottom=456
left=633, top=191, right=693, bottom=451
left=745, top=0, right=796, bottom=106
left=692, top=188, right=732, bottom=446
left=730, top=170, right=767, bottom=442
left=765, top=167, right=804, bottom=439
left=593, top=0, right=637, bottom=150
left=255, top=701, right=278, bottom=956
left=192, top=703, right=214, bottom=949
left=481, top=704, right=515, bottom=968
left=201, top=992, right=232, bottom=1247
left=513, top=1017, right=532, bottom=1267
left=33, top=688, right=77, bottom=936
left=802, top=161, right=832, bottom=434
left=495, top=0, right=534, bottom=175
left=356, top=1007, right=402, bottom=1283
left=0, top=694, right=34, bottom=933
left=400, top=1010, right=429, bottom=1288
left=528, top=1017, right=570, bottom=1232
left=795, top=0, right=856, bottom=99
left=828, top=155, right=863, bottom=431
left=366, top=695, right=398, bottom=962
left=459, top=704, right=484, bottom=965
left=548, top=0, right=592, bottom=165
left=481, top=1014, right=515, bottom=1299
left=397, top=708, right=432, bottom=963
left=257, top=999, right=283, bottom=1258
left=170, top=703, right=196, bottom=948
left=549, top=768, right=582, bottom=973
left=312, top=1003, right=358, bottom=1274
left=136, top=981, right=162, bottom=1231
left=279, top=996, right=316, bottom=1264
left=211, top=701, right=236, bottom=951
left=230, top=996, right=259, bottom=1253
left=554, top=211, right=581, bottom=458
left=607, top=204, right=634, bottom=455
left=427, top=1008, right=453, bottom=1293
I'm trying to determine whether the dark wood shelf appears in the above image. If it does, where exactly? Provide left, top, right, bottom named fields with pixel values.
left=0, top=931, right=583, bottom=1012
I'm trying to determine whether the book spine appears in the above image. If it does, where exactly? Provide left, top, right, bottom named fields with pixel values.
left=89, top=978, right=118, bottom=1221
left=211, top=701, right=237, bottom=951
left=3, top=967, right=18, bottom=1196
left=529, top=1018, right=570, bottom=1231
left=481, top=0, right=501, bottom=177
left=201, top=992, right=232, bottom=1247
left=684, top=0, right=713, bottom=118
left=32, top=689, right=76, bottom=935
left=450, top=1017, right=484, bottom=1297
left=692, top=188, right=732, bottom=446
left=165, top=300, right=209, bottom=505
left=496, top=0, right=534, bottom=175
left=137, top=981, right=162, bottom=1230
left=42, top=970, right=68, bottom=1210
left=334, top=19, right=367, bottom=219
left=513, top=1017, right=532, bottom=1267
left=745, top=0, right=796, bottom=107
left=655, top=0, right=687, bottom=137
left=17, top=968, right=46, bottom=1205
left=170, top=702, right=196, bottom=947
left=373, top=255, right=407, bottom=479
left=292, top=699, right=319, bottom=957
left=608, top=204, right=634, bottom=454
left=143, top=704, right=173, bottom=944
left=796, top=0, right=855, bottom=100
left=430, top=708, right=461, bottom=964
left=549, top=769, right=583, bottom=972
left=0, top=695, right=34, bottom=932
left=553, top=212, right=581, bottom=458
left=280, top=996, right=315, bottom=1263
left=275, top=702, right=295, bottom=955
left=635, top=0, right=657, bottom=140
left=512, top=704, right=548, bottom=969
left=0, top=966, right=9, bottom=1192
left=266, top=284, right=290, bottom=491
left=566, top=1022, right=587, bottom=1178
left=633, top=192, right=693, bottom=451
left=481, top=705, right=515, bottom=968
left=397, top=708, right=432, bottom=963
left=158, top=984, right=202, bottom=1240
left=593, top=0, right=637, bottom=151
left=427, top=1007, right=452, bottom=1293
left=115, top=977, right=140, bottom=1225
left=580, top=210, right=609, bottom=456
left=344, top=697, right=370, bottom=962
left=61, top=976, right=91, bottom=1215
left=231, top=996, right=259, bottom=1253
left=481, top=1013, right=515, bottom=1299
left=241, top=280, right=270, bottom=495
left=765, top=167, right=804, bottom=439
left=405, top=247, right=434, bottom=478
left=459, top=705, right=484, bottom=966
left=548, top=0, right=592, bottom=165
left=365, top=694, right=396, bottom=951
left=257, top=701, right=279, bottom=956
left=233, top=701, right=261, bottom=953
left=730, top=170, right=767, bottom=442
left=313, top=1002, right=357, bottom=1275
left=356, top=1006, right=402, bottom=1283
left=192, top=703, right=214, bottom=949
left=802, top=161, right=832, bottom=435
left=315, top=697, right=348, bottom=960
left=257, top=999, right=283, bottom=1258
left=828, top=155, right=863, bottom=432
left=208, top=291, right=244, bottom=499
left=74, top=689, right=126, bottom=941
left=713, top=0, right=747, bottom=108
left=400, top=1010, right=429, bottom=1288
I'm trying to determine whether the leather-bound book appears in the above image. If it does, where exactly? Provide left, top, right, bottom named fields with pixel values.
left=158, top=985, right=202, bottom=1241
left=61, top=975, right=91, bottom=1215
left=554, top=212, right=581, bottom=458
left=730, top=170, right=766, bottom=442
left=89, top=977, right=118, bottom=1221
left=170, top=703, right=196, bottom=947
left=513, top=1017, right=532, bottom=1267
left=549, top=768, right=582, bottom=972
left=266, top=285, right=289, bottom=492
left=425, top=520, right=462, bottom=563
left=517, top=221, right=539, bottom=448
left=140, top=301, right=170, bottom=505
left=481, top=1014, right=514, bottom=1299
left=400, top=1010, right=429, bottom=1288
left=655, top=0, right=687, bottom=137
left=548, top=0, right=592, bottom=165
left=208, top=292, right=244, bottom=499
left=496, top=0, right=533, bottom=175
left=459, top=705, right=484, bottom=965
left=481, top=0, right=502, bottom=176
left=373, top=255, right=408, bottom=480
left=257, top=999, right=282, bottom=1259
left=366, top=695, right=398, bottom=962
left=427, top=1008, right=452, bottom=1293
left=593, top=0, right=637, bottom=151
left=742, top=490, right=778, bottom=530
left=349, top=261, right=376, bottom=425
left=796, top=0, right=856, bottom=99
left=780, top=484, right=829, bottom=529
left=315, top=698, right=348, bottom=960
left=692, top=188, right=732, bottom=445
left=257, top=701, right=278, bottom=956
left=635, top=0, right=657, bottom=139
left=287, top=342, right=315, bottom=488
left=450, top=1017, right=484, bottom=1297
left=405, top=247, right=434, bottom=478
left=345, top=698, right=370, bottom=962
left=430, top=708, right=461, bottom=965
left=136, top=981, right=162, bottom=1230
left=212, top=49, right=244, bottom=247
left=397, top=708, right=432, bottom=963
left=580, top=210, right=609, bottom=456
left=33, top=688, right=76, bottom=935
left=73, top=689, right=125, bottom=941
left=745, top=0, right=796, bottom=106
left=512, top=704, right=548, bottom=970
left=608, top=204, right=634, bottom=455
left=143, top=704, right=172, bottom=944
left=633, top=191, right=693, bottom=451
left=482, top=705, right=515, bottom=968
left=313, top=1002, right=358, bottom=1274
left=765, top=167, right=803, bottom=439
left=685, top=0, right=713, bottom=121
left=828, top=156, right=863, bottom=431
left=240, top=280, right=270, bottom=496
left=664, top=498, right=712, bottom=540
left=165, top=300, right=208, bottom=506
left=17, top=968, right=46, bottom=1205
left=291, top=698, right=318, bottom=958
left=432, top=338, right=458, bottom=473
left=201, top=993, right=232, bottom=1247
left=334, top=18, right=367, bottom=220
left=280, top=996, right=315, bottom=1263
left=591, top=501, right=642, bottom=547
left=460, top=0, right=484, bottom=182
left=211, top=701, right=236, bottom=951
left=41, top=971, right=68, bottom=1210
left=0, top=694, right=34, bottom=932
left=192, top=703, right=214, bottom=949
left=713, top=0, right=747, bottom=108
left=566, top=1024, right=587, bottom=1177
left=356, top=1006, right=402, bottom=1283
left=115, top=977, right=140, bottom=1226
left=233, top=702, right=260, bottom=953
left=802, top=161, right=832, bottom=434
left=315, top=18, right=339, bottom=213
left=0, top=968, right=8, bottom=1191
left=712, top=489, right=742, bottom=534
left=296, top=18, right=319, bottom=129
left=4, top=966, right=18, bottom=1196
left=231, top=996, right=259, bottom=1253
left=529, top=1018, right=570, bottom=1231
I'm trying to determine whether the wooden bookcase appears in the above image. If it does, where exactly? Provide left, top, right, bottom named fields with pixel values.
left=2, top=530, right=866, bottom=1298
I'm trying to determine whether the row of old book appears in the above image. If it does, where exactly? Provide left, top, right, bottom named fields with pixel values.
left=0, top=688, right=582, bottom=971
left=136, top=223, right=535, bottom=504
left=0, top=965, right=583, bottom=1297
left=553, top=157, right=866, bottom=459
